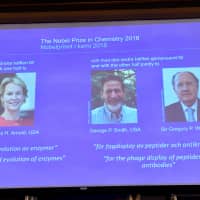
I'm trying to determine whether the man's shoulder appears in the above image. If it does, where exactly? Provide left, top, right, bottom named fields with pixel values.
left=92, top=106, right=104, bottom=114
left=165, top=102, right=180, bottom=111
left=91, top=106, right=106, bottom=124
left=122, top=105, right=137, bottom=114
left=122, top=105, right=137, bottom=123
left=165, top=102, right=184, bottom=122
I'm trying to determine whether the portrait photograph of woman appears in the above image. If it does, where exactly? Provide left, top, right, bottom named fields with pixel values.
left=0, top=72, right=36, bottom=126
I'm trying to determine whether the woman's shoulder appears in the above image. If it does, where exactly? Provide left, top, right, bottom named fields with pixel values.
left=0, top=116, right=33, bottom=126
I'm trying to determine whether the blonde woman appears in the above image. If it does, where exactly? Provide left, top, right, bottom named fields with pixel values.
left=0, top=76, right=33, bottom=126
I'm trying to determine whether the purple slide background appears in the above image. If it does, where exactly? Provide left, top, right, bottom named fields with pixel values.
left=0, top=20, right=200, bottom=188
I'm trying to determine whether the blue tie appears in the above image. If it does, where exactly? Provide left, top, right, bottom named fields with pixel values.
left=187, top=108, right=195, bottom=122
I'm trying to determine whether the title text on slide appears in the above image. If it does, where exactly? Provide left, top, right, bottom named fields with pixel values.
left=40, top=35, right=140, bottom=50
left=41, top=35, right=139, bottom=44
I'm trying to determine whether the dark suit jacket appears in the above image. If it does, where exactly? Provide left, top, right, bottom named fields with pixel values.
left=165, top=99, right=200, bottom=122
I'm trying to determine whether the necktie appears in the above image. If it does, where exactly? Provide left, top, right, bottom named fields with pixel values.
left=187, top=108, right=195, bottom=122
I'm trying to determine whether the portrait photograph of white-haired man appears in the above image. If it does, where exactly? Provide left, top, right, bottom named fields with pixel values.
left=163, top=68, right=200, bottom=122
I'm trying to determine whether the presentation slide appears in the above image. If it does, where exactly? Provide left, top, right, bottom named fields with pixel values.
left=0, top=20, right=200, bottom=188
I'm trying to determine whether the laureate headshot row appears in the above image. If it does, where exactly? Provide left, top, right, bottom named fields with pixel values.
left=91, top=70, right=200, bottom=124
left=0, top=69, right=199, bottom=126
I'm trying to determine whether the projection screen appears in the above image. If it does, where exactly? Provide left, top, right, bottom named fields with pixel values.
left=0, top=19, right=200, bottom=188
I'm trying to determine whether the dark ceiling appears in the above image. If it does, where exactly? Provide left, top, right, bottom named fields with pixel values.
left=1, top=0, right=200, bottom=12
